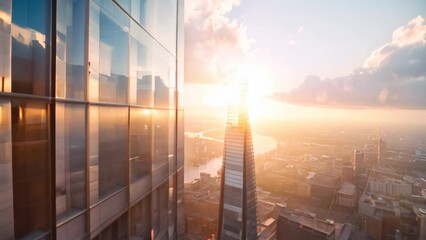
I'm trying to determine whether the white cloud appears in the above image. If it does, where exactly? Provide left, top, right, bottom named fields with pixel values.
left=185, top=0, right=253, bottom=84
left=364, top=15, right=426, bottom=68
left=273, top=16, right=426, bottom=109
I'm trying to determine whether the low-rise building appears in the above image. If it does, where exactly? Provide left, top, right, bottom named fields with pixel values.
left=277, top=209, right=336, bottom=240
left=336, top=182, right=356, bottom=208
left=369, top=178, right=412, bottom=197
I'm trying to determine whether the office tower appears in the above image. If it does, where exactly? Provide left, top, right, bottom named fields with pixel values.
left=0, top=0, right=184, bottom=239
left=218, top=84, right=258, bottom=240
left=353, top=150, right=364, bottom=177
left=276, top=209, right=336, bottom=240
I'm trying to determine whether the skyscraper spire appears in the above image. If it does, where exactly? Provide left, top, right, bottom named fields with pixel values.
left=218, top=81, right=258, bottom=240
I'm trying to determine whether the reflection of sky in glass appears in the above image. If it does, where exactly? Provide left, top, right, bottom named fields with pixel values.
left=12, top=0, right=49, bottom=35
left=100, top=12, right=129, bottom=77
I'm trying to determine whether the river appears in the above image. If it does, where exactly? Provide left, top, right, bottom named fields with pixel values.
left=184, top=133, right=276, bottom=183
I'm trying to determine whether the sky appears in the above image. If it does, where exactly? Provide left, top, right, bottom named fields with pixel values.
left=184, top=0, right=426, bottom=129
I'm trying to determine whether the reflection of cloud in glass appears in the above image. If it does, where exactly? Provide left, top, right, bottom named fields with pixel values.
left=99, top=42, right=112, bottom=76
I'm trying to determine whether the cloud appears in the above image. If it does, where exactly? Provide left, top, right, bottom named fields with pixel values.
left=184, top=0, right=253, bottom=84
left=273, top=16, right=426, bottom=109
left=297, top=26, right=304, bottom=33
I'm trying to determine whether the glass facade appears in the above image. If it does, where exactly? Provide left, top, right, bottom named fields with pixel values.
left=0, top=0, right=184, bottom=238
left=219, top=102, right=259, bottom=239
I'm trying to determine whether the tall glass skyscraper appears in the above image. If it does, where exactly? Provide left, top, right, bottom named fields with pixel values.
left=218, top=85, right=258, bottom=240
left=0, top=0, right=184, bottom=239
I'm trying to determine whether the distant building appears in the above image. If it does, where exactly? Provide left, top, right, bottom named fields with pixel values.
left=276, top=209, right=336, bottom=240
left=218, top=85, right=258, bottom=240
left=341, top=161, right=354, bottom=183
left=258, top=218, right=277, bottom=240
left=336, top=182, right=356, bottom=208
left=358, top=193, right=415, bottom=239
left=353, top=150, right=364, bottom=177
left=309, top=173, right=341, bottom=201
left=298, top=181, right=311, bottom=197
left=414, top=207, right=426, bottom=240
left=369, top=179, right=412, bottom=197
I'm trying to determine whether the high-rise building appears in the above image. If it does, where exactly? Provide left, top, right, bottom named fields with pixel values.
left=353, top=150, right=364, bottom=177
left=0, top=0, right=184, bottom=239
left=218, top=84, right=258, bottom=239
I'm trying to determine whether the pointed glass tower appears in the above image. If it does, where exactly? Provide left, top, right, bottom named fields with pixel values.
left=218, top=83, right=258, bottom=240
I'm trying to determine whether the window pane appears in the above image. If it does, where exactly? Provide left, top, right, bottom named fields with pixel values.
left=115, top=0, right=177, bottom=55
left=129, top=195, right=151, bottom=239
left=168, top=110, right=176, bottom=174
left=11, top=0, right=50, bottom=96
left=98, top=10, right=129, bottom=104
left=129, top=34, right=154, bottom=107
left=0, top=0, right=12, bottom=92
left=168, top=175, right=176, bottom=238
left=98, top=106, right=128, bottom=199
left=153, top=48, right=175, bottom=109
left=152, top=109, right=169, bottom=187
left=56, top=103, right=86, bottom=221
left=56, top=0, right=86, bottom=99
left=176, top=168, right=184, bottom=239
left=177, top=110, right=183, bottom=169
left=11, top=100, right=50, bottom=238
left=152, top=181, right=169, bottom=239
left=0, top=101, right=13, bottom=239
left=130, top=108, right=152, bottom=184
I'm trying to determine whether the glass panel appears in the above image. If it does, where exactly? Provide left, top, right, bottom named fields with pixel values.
left=177, top=60, right=183, bottom=109
left=55, top=103, right=86, bottom=221
left=56, top=0, right=86, bottom=99
left=129, top=33, right=154, bottom=106
left=176, top=168, right=184, bottom=239
left=152, top=109, right=169, bottom=187
left=11, top=0, right=50, bottom=96
left=177, top=110, right=183, bottom=169
left=0, top=0, right=12, bottom=92
left=168, top=110, right=176, bottom=175
left=98, top=9, right=129, bottom=104
left=89, top=105, right=99, bottom=205
left=93, top=212, right=128, bottom=240
left=88, top=2, right=100, bottom=101
left=130, top=108, right=152, bottom=184
left=11, top=100, right=50, bottom=239
left=153, top=47, right=176, bottom=109
left=0, top=101, right=13, bottom=239
left=152, top=181, right=169, bottom=239
left=98, top=106, right=128, bottom=199
left=168, top=175, right=176, bottom=238
left=129, top=195, right=151, bottom=239
left=115, top=0, right=177, bottom=55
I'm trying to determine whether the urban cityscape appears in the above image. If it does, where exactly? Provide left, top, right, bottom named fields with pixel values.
left=0, top=0, right=426, bottom=240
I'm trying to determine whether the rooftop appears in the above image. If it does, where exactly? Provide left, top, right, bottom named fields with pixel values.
left=338, top=182, right=356, bottom=195
left=279, top=209, right=335, bottom=236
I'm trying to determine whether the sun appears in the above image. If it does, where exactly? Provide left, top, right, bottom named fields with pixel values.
left=200, top=64, right=275, bottom=123
left=230, top=65, right=273, bottom=122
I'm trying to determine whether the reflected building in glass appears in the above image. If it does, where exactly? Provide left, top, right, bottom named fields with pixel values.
left=0, top=0, right=184, bottom=239
left=218, top=84, right=259, bottom=240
